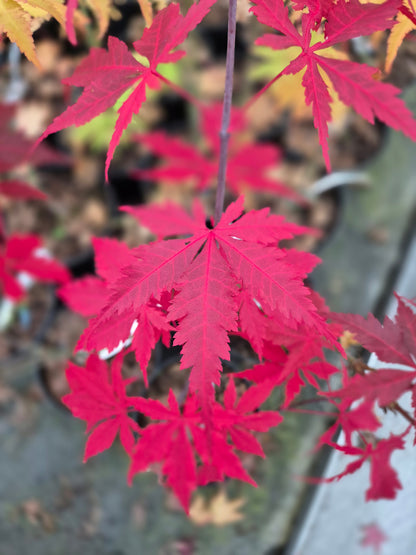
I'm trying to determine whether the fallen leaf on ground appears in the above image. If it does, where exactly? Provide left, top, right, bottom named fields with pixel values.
left=189, top=490, right=246, bottom=526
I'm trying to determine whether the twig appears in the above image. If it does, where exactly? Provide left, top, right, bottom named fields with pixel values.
left=213, top=0, right=238, bottom=225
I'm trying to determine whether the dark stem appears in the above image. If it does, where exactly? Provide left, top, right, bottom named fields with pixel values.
left=213, top=0, right=238, bottom=225
left=388, top=401, right=416, bottom=427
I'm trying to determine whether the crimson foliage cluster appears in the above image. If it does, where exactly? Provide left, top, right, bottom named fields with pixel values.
left=2, top=0, right=416, bottom=514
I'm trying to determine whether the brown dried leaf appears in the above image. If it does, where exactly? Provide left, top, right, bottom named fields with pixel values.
left=189, top=490, right=246, bottom=526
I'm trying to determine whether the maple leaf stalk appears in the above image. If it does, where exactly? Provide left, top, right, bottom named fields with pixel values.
left=244, top=67, right=287, bottom=112
left=213, top=0, right=238, bottom=225
left=152, top=71, right=205, bottom=110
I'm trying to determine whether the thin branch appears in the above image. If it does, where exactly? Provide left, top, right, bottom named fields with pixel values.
left=387, top=401, right=416, bottom=427
left=214, top=0, right=238, bottom=225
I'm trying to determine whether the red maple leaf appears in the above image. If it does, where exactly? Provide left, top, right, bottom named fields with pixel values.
left=59, top=238, right=171, bottom=382
left=235, top=345, right=338, bottom=407
left=194, top=381, right=280, bottom=487
left=292, top=0, right=336, bottom=29
left=37, top=0, right=216, bottom=178
left=0, top=104, right=69, bottom=187
left=394, top=293, right=416, bottom=361
left=58, top=237, right=133, bottom=317
left=324, top=368, right=416, bottom=407
left=129, top=380, right=282, bottom=511
left=236, top=290, right=271, bottom=357
left=310, top=431, right=408, bottom=500
left=332, top=310, right=416, bottom=368
left=62, top=353, right=141, bottom=460
left=0, top=180, right=47, bottom=201
left=266, top=308, right=340, bottom=404
left=58, top=275, right=108, bottom=318
left=65, top=0, right=78, bottom=45
left=132, top=122, right=304, bottom=202
left=0, top=105, right=37, bottom=173
left=78, top=197, right=339, bottom=414
left=235, top=293, right=341, bottom=406
left=361, top=522, right=388, bottom=555
left=0, top=234, right=70, bottom=300
left=128, top=390, right=201, bottom=511
left=318, top=399, right=381, bottom=446
left=251, top=0, right=416, bottom=171
left=213, top=378, right=283, bottom=457
left=327, top=300, right=416, bottom=408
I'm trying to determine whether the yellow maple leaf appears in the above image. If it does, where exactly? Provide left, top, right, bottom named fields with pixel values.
left=137, top=0, right=153, bottom=27
left=0, top=0, right=41, bottom=68
left=340, top=330, right=360, bottom=350
left=75, top=0, right=152, bottom=42
left=19, top=0, right=66, bottom=26
left=189, top=491, right=246, bottom=526
left=385, top=0, right=416, bottom=72
left=84, top=0, right=112, bottom=38
left=0, top=0, right=70, bottom=68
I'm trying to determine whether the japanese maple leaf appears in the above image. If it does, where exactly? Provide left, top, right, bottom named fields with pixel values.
left=133, top=130, right=303, bottom=201
left=62, top=353, right=141, bottom=460
left=266, top=306, right=339, bottom=376
left=0, top=0, right=66, bottom=68
left=0, top=105, right=30, bottom=173
left=0, top=234, right=70, bottom=300
left=236, top=290, right=270, bottom=357
left=128, top=390, right=201, bottom=512
left=58, top=237, right=133, bottom=317
left=66, top=0, right=153, bottom=45
left=332, top=310, right=416, bottom=368
left=236, top=287, right=334, bottom=360
left=236, top=295, right=341, bottom=406
left=194, top=428, right=259, bottom=489
left=132, top=102, right=305, bottom=202
left=59, top=237, right=171, bottom=381
left=318, top=399, right=380, bottom=447
left=361, top=523, right=388, bottom=555
left=191, top=380, right=281, bottom=489
left=0, top=104, right=68, bottom=175
left=251, top=0, right=416, bottom=171
left=394, top=293, right=416, bottom=361
left=79, top=197, right=339, bottom=414
left=319, top=432, right=408, bottom=500
left=385, top=0, right=416, bottom=72
left=37, top=0, right=216, bottom=178
left=324, top=368, right=416, bottom=407
left=236, top=342, right=338, bottom=407
left=128, top=385, right=279, bottom=511
left=292, top=0, right=336, bottom=30
left=0, top=180, right=47, bottom=200
left=66, top=0, right=110, bottom=44
left=212, top=378, right=283, bottom=457
left=59, top=275, right=108, bottom=318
